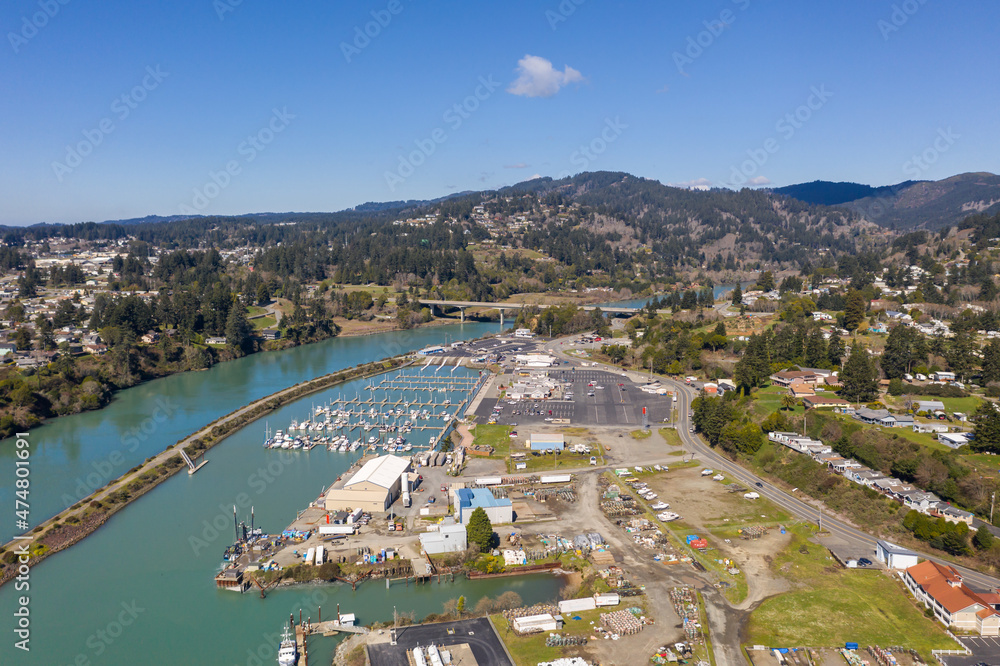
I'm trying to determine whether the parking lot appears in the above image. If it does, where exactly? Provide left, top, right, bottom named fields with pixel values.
left=941, top=636, right=1000, bottom=666
left=476, top=369, right=671, bottom=427
left=367, top=617, right=513, bottom=666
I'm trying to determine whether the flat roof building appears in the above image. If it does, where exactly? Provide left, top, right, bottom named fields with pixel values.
left=324, top=455, right=412, bottom=513
left=419, top=518, right=468, bottom=554
left=456, top=488, right=513, bottom=525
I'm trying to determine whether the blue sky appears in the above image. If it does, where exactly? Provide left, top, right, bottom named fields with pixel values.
left=1, top=0, right=998, bottom=225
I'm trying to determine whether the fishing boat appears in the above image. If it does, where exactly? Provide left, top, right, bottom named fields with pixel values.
left=277, top=626, right=297, bottom=666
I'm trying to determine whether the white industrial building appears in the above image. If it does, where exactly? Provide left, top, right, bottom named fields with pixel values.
left=418, top=518, right=468, bottom=554
left=323, top=455, right=412, bottom=513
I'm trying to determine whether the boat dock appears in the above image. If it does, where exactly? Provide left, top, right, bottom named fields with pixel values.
left=289, top=607, right=368, bottom=666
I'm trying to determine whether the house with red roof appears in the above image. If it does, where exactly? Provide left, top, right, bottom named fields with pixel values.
left=903, top=560, right=1000, bottom=635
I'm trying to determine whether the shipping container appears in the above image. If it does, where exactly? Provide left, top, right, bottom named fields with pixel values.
left=319, top=525, right=355, bottom=536
left=540, top=474, right=572, bottom=484
left=476, top=476, right=503, bottom=486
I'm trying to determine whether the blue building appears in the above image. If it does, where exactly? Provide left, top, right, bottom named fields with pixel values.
left=455, top=488, right=513, bottom=525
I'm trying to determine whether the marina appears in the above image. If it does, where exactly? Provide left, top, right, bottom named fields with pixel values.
left=263, top=362, right=488, bottom=455
left=0, top=323, right=576, bottom=666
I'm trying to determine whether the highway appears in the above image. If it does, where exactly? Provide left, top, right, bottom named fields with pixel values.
left=538, top=334, right=1000, bottom=590
left=666, top=378, right=1000, bottom=591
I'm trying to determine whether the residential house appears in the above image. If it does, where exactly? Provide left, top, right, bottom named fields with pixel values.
left=770, top=370, right=823, bottom=387
left=260, top=329, right=281, bottom=341
left=913, top=400, right=946, bottom=413
left=936, top=505, right=974, bottom=526
left=802, top=395, right=849, bottom=410
left=903, top=560, right=1000, bottom=635
left=899, top=490, right=940, bottom=513
left=140, top=330, right=160, bottom=344
left=788, top=381, right=815, bottom=398
left=854, top=408, right=898, bottom=427
left=938, top=432, right=971, bottom=449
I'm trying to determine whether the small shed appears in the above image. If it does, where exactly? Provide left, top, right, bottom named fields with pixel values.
left=876, top=540, right=919, bottom=570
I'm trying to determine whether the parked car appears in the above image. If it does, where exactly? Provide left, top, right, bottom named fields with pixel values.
left=858, top=557, right=872, bottom=567
left=589, top=456, right=597, bottom=465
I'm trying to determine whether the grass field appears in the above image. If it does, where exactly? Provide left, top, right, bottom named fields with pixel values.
left=470, top=424, right=513, bottom=458
left=938, top=396, right=983, bottom=414
left=246, top=305, right=268, bottom=316
left=659, top=428, right=683, bottom=446
left=629, top=429, right=652, bottom=440
left=492, top=604, right=634, bottom=666
left=746, top=526, right=960, bottom=657
left=252, top=316, right=276, bottom=330
left=752, top=385, right=805, bottom=419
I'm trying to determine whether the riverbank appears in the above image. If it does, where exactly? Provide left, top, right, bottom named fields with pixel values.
left=0, top=355, right=414, bottom=588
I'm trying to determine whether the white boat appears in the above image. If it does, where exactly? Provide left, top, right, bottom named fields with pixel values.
left=277, top=626, right=297, bottom=666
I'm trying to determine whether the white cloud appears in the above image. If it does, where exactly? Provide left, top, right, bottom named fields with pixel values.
left=670, top=178, right=713, bottom=191
left=529, top=174, right=542, bottom=180
left=507, top=55, right=584, bottom=98
left=504, top=163, right=529, bottom=169
left=747, top=176, right=771, bottom=186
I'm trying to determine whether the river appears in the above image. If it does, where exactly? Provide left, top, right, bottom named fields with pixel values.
left=0, top=322, right=566, bottom=665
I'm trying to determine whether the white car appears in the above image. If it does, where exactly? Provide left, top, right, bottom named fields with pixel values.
left=589, top=456, right=597, bottom=466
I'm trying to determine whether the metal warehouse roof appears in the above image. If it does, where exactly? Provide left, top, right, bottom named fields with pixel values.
left=345, top=455, right=410, bottom=490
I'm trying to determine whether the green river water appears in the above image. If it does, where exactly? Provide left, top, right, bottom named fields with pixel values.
left=0, top=323, right=566, bottom=665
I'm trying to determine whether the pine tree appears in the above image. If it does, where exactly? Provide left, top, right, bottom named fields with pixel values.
left=972, top=401, right=1000, bottom=454
left=983, top=339, right=1000, bottom=385
left=827, top=334, right=845, bottom=367
left=840, top=344, right=879, bottom=403
left=844, top=289, right=867, bottom=331
left=466, top=507, right=495, bottom=552
left=731, top=284, right=743, bottom=306
left=225, top=303, right=254, bottom=356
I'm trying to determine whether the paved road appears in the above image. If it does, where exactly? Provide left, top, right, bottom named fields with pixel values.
left=665, top=379, right=1000, bottom=591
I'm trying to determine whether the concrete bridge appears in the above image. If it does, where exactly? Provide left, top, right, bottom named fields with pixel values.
left=416, top=299, right=644, bottom=326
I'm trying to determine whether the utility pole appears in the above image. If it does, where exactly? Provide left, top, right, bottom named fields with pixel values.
left=992, top=492, right=996, bottom=526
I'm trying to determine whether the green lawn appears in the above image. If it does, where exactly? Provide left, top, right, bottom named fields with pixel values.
left=470, top=424, right=513, bottom=458
left=938, top=396, right=983, bottom=415
left=659, top=428, right=683, bottom=446
left=492, top=605, right=623, bottom=666
left=752, top=385, right=805, bottom=419
left=960, top=451, right=1000, bottom=478
left=252, top=316, right=276, bottom=330
left=746, top=526, right=960, bottom=658
left=246, top=305, right=268, bottom=316
left=629, top=429, right=652, bottom=440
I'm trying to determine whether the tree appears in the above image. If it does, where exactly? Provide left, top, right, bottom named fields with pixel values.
left=881, top=325, right=919, bottom=379
left=972, top=401, right=1000, bottom=454
left=455, top=596, right=466, bottom=616
left=827, top=334, right=845, bottom=367
left=946, top=329, right=977, bottom=382
left=731, top=284, right=743, bottom=307
left=840, top=345, right=879, bottom=403
left=974, top=526, right=995, bottom=551
left=225, top=304, right=254, bottom=356
left=805, top=327, right=827, bottom=368
left=14, top=326, right=32, bottom=352
left=887, top=378, right=904, bottom=396
left=780, top=394, right=797, bottom=411
left=733, top=332, right=771, bottom=392
left=844, top=289, right=867, bottom=331
left=756, top=270, right=775, bottom=292
left=466, top=507, right=496, bottom=552
left=983, top=339, right=1000, bottom=385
